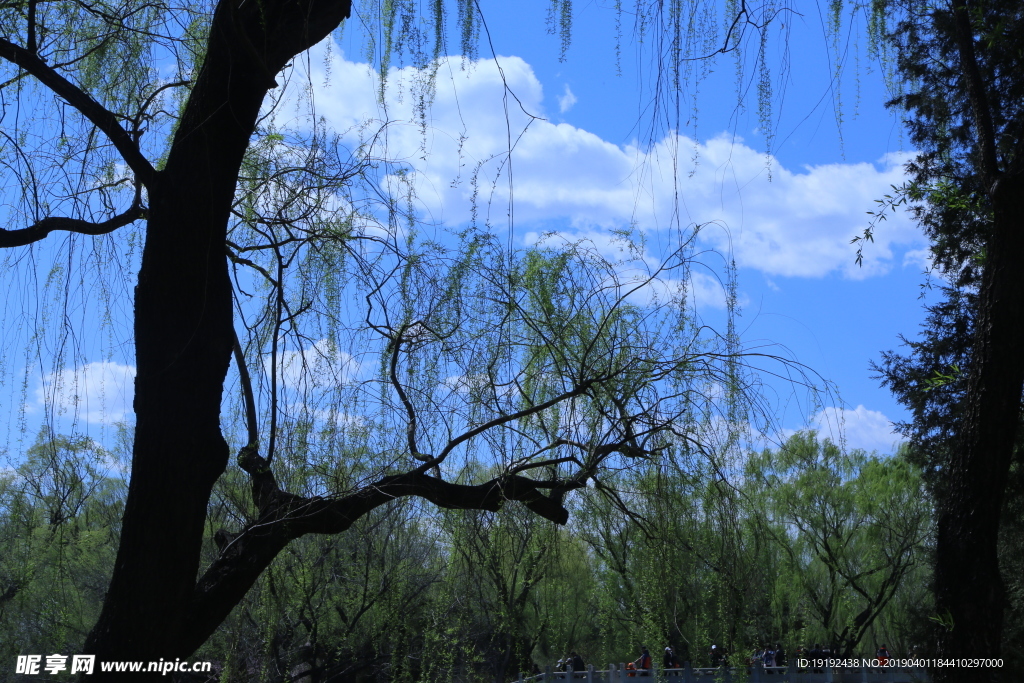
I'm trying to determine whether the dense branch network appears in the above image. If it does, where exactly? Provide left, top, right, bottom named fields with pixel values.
left=182, top=362, right=660, bottom=653
left=181, top=232, right=712, bottom=653
left=0, top=34, right=156, bottom=248
left=0, top=37, right=156, bottom=186
left=0, top=0, right=828, bottom=665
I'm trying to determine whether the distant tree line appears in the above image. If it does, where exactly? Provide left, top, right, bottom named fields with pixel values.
left=1, top=429, right=937, bottom=682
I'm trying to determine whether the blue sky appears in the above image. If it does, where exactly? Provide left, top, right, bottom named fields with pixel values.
left=314, top=3, right=930, bottom=453
left=2, top=0, right=932, bottom=458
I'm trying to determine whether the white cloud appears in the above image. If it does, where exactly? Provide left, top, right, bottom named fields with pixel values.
left=809, top=404, right=902, bottom=454
left=902, top=247, right=934, bottom=273
left=36, top=361, right=136, bottom=425
left=619, top=272, right=732, bottom=310
left=284, top=45, right=924, bottom=280
left=558, top=84, right=577, bottom=113
left=522, top=228, right=730, bottom=310
left=687, top=271, right=730, bottom=309
left=267, top=339, right=362, bottom=389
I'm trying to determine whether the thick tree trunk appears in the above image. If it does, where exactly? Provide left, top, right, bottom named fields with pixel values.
left=82, top=0, right=351, bottom=673
left=933, top=172, right=1024, bottom=683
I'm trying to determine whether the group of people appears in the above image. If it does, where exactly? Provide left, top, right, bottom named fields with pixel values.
left=554, top=652, right=586, bottom=674
left=558, top=645, right=682, bottom=677
left=551, top=641, right=896, bottom=678
left=624, top=646, right=680, bottom=676
left=792, top=644, right=836, bottom=672
left=555, top=642, right=768, bottom=675
left=792, top=643, right=891, bottom=672
left=708, top=644, right=726, bottom=667
left=747, top=644, right=787, bottom=669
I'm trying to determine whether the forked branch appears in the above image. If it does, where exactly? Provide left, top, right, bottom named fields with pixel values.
left=186, top=462, right=580, bottom=654
left=0, top=37, right=157, bottom=186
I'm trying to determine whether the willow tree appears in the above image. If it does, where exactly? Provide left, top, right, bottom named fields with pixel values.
left=0, top=0, right=812, bottom=673
left=744, top=433, right=931, bottom=656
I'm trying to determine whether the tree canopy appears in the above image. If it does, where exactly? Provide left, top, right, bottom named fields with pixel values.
left=2, top=429, right=931, bottom=679
left=6, top=0, right=1008, bottom=675
left=869, top=0, right=1024, bottom=676
left=0, top=0, right=831, bottom=670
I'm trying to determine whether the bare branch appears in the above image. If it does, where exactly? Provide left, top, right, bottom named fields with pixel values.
left=225, top=245, right=279, bottom=286
left=507, top=454, right=585, bottom=475
left=0, top=204, right=145, bottom=248
left=0, top=37, right=157, bottom=186
left=415, top=373, right=614, bottom=474
left=232, top=330, right=260, bottom=451
left=388, top=323, right=431, bottom=462
left=26, top=0, right=38, bottom=53
left=183, top=467, right=576, bottom=653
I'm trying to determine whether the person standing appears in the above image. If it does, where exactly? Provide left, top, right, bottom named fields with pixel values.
left=774, top=644, right=786, bottom=668
left=636, top=646, right=652, bottom=676
left=809, top=644, right=823, bottom=673
left=762, top=645, right=775, bottom=671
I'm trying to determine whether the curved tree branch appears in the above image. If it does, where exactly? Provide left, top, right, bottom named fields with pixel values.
left=388, top=323, right=430, bottom=462
left=183, top=468, right=577, bottom=654
left=232, top=330, right=260, bottom=451
left=0, top=204, right=145, bottom=248
left=0, top=37, right=157, bottom=187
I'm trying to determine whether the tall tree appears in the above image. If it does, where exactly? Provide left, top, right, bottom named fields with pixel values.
left=744, top=433, right=930, bottom=657
left=876, top=0, right=1024, bottom=677
left=0, top=0, right=808, bottom=676
left=0, top=433, right=123, bottom=661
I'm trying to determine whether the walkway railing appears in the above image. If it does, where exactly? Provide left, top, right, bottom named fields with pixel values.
left=519, top=663, right=930, bottom=683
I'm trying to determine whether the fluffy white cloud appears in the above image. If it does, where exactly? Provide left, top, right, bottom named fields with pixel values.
left=809, top=404, right=903, bottom=454
left=523, top=227, right=724, bottom=308
left=36, top=361, right=136, bottom=425
left=286, top=45, right=924, bottom=280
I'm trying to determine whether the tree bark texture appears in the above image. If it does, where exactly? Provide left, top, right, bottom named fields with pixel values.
left=82, top=0, right=351, bottom=671
left=933, top=172, right=1024, bottom=683
left=930, top=2, right=1023, bottom=678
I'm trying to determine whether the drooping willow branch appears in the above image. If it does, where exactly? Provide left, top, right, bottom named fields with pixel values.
left=0, top=37, right=156, bottom=186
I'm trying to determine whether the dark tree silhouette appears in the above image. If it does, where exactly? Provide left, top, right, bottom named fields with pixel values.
left=879, top=0, right=1024, bottom=678
left=0, top=0, right=803, bottom=676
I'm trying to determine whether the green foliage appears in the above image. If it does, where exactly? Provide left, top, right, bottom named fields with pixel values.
left=0, top=432, right=124, bottom=664
left=743, top=433, right=931, bottom=656
left=0, top=428, right=931, bottom=680
left=873, top=0, right=1024, bottom=664
left=0, top=0, right=935, bottom=670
